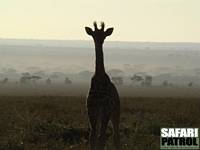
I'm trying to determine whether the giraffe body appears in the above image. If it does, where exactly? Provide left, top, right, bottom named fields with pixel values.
left=85, top=22, right=121, bottom=150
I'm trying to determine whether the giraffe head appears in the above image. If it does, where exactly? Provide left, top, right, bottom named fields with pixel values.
left=85, top=21, right=114, bottom=45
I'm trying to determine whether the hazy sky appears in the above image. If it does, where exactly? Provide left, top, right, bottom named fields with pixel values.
left=0, top=0, right=200, bottom=42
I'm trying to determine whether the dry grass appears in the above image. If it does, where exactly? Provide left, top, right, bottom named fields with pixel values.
left=0, top=96, right=200, bottom=150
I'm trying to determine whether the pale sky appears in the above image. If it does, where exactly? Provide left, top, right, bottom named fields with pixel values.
left=0, top=0, right=200, bottom=42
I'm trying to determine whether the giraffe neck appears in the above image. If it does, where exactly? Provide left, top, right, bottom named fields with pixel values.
left=95, top=43, right=105, bottom=75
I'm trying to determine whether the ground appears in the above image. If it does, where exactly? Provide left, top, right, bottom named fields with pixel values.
left=0, top=96, right=200, bottom=150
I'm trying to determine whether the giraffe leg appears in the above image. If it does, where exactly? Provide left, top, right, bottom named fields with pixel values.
left=88, top=112, right=98, bottom=150
left=111, top=111, right=121, bottom=150
left=98, top=112, right=110, bottom=150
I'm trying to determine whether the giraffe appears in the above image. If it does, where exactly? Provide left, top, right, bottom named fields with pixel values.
left=85, top=22, right=121, bottom=150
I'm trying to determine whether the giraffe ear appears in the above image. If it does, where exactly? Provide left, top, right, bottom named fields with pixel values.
left=85, top=27, right=93, bottom=36
left=105, top=28, right=114, bottom=36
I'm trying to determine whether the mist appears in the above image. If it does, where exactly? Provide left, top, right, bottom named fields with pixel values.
left=0, top=39, right=200, bottom=96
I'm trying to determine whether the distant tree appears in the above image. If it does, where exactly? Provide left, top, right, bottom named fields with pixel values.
left=22, top=72, right=31, bottom=77
left=20, top=76, right=31, bottom=84
left=46, top=78, right=52, bottom=85
left=111, top=77, right=123, bottom=86
left=131, top=74, right=153, bottom=87
left=20, top=73, right=41, bottom=84
left=131, top=74, right=144, bottom=83
left=0, top=77, right=8, bottom=84
left=188, top=82, right=193, bottom=87
left=143, top=75, right=152, bottom=86
left=31, top=75, right=42, bottom=84
left=20, top=73, right=30, bottom=84
left=65, top=77, right=72, bottom=84
left=33, top=70, right=46, bottom=78
left=162, top=80, right=169, bottom=87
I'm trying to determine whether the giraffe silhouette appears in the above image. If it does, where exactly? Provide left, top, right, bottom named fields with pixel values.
left=85, top=22, right=121, bottom=150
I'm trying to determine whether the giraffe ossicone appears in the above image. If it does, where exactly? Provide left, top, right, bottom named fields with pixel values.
left=85, top=21, right=114, bottom=44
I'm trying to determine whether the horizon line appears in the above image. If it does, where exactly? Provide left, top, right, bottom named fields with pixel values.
left=0, top=37, right=200, bottom=44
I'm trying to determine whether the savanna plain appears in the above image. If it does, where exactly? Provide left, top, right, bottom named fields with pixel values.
left=0, top=95, right=200, bottom=150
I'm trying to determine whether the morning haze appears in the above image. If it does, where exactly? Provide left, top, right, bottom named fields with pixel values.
left=0, top=39, right=200, bottom=97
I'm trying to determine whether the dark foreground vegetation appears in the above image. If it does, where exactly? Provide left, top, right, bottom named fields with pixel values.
left=0, top=96, right=200, bottom=150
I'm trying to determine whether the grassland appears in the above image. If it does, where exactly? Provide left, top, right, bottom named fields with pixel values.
left=0, top=96, right=200, bottom=150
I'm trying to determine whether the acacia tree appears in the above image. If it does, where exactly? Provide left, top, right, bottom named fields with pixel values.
left=31, top=75, right=42, bottom=84
left=20, top=73, right=31, bottom=84
left=131, top=74, right=144, bottom=83
left=20, top=73, right=41, bottom=84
